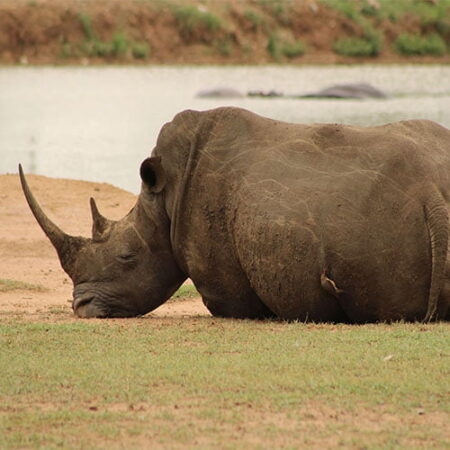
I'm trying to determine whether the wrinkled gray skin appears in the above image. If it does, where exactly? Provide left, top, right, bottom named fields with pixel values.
left=21, top=107, right=450, bottom=322
left=299, top=83, right=387, bottom=99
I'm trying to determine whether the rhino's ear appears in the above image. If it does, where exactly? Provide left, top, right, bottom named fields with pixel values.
left=140, top=156, right=166, bottom=193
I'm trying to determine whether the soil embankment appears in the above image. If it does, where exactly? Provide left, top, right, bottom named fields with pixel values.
left=0, top=0, right=449, bottom=65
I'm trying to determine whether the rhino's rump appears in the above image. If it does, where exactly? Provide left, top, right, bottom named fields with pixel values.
left=230, top=150, right=431, bottom=322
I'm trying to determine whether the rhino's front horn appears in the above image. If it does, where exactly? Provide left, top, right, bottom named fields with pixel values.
left=19, top=164, right=85, bottom=270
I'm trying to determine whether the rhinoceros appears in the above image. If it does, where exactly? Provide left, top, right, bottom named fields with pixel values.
left=20, top=107, right=450, bottom=322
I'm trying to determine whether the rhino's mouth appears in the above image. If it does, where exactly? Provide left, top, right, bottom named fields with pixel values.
left=72, top=295, right=108, bottom=318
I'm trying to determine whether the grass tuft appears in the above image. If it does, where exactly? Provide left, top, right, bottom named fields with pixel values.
left=78, top=12, right=95, bottom=41
left=333, top=33, right=382, bottom=57
left=131, top=42, right=151, bottom=59
left=266, top=33, right=280, bottom=60
left=171, top=284, right=200, bottom=301
left=0, top=279, right=47, bottom=293
left=173, top=5, right=223, bottom=41
left=281, top=40, right=306, bottom=58
left=243, top=9, right=265, bottom=29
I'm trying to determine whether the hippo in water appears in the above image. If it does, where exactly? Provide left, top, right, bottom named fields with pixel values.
left=298, top=83, right=387, bottom=99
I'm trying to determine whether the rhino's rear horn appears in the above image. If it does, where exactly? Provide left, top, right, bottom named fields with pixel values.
left=90, top=197, right=115, bottom=241
left=19, top=164, right=85, bottom=268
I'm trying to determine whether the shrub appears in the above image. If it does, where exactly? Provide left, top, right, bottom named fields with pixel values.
left=111, top=33, right=128, bottom=56
left=266, top=33, right=280, bottom=60
left=92, top=40, right=114, bottom=57
left=282, top=41, right=305, bottom=58
left=174, top=5, right=222, bottom=41
left=59, top=42, right=72, bottom=59
left=333, top=30, right=382, bottom=57
left=394, top=33, right=447, bottom=56
left=78, top=13, right=95, bottom=41
left=132, top=42, right=150, bottom=59
left=243, top=9, right=265, bottom=29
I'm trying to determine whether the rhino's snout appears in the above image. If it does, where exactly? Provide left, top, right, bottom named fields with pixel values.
left=72, top=294, right=107, bottom=319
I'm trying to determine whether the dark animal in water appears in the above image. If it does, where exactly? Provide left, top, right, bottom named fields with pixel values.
left=299, top=82, right=387, bottom=99
left=20, top=107, right=450, bottom=322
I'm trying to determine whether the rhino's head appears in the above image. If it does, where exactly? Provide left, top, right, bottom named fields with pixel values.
left=19, top=158, right=186, bottom=318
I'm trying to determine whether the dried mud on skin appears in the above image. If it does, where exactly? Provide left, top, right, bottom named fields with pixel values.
left=0, top=173, right=209, bottom=323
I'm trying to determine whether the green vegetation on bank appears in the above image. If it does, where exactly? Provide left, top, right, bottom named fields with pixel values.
left=60, top=13, right=151, bottom=60
left=0, top=320, right=448, bottom=447
left=395, top=33, right=447, bottom=56
left=36, top=0, right=448, bottom=63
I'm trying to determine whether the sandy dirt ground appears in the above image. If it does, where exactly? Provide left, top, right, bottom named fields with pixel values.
left=0, top=172, right=209, bottom=321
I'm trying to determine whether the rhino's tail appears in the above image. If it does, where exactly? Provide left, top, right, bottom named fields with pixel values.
left=423, top=188, right=449, bottom=322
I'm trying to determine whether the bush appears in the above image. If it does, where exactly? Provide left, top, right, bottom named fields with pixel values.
left=243, top=9, right=265, bottom=29
left=174, top=5, right=222, bottom=41
left=59, top=42, right=72, bottom=59
left=111, top=33, right=128, bottom=56
left=78, top=13, right=95, bottom=41
left=333, top=31, right=382, bottom=57
left=282, top=41, right=305, bottom=58
left=131, top=42, right=150, bottom=59
left=394, top=33, right=447, bottom=56
left=266, top=33, right=280, bottom=60
left=92, top=40, right=114, bottom=57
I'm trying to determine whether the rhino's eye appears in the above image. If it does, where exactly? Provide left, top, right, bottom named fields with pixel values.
left=116, top=253, right=137, bottom=265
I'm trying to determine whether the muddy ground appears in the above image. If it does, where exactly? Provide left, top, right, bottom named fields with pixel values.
left=0, top=173, right=209, bottom=321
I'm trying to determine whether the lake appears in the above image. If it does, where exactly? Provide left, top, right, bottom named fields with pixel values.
left=1, top=65, right=449, bottom=193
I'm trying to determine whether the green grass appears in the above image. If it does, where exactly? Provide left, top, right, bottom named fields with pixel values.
left=60, top=31, right=150, bottom=61
left=243, top=9, right=265, bottom=29
left=173, top=5, right=223, bottom=41
left=333, top=32, right=382, bottom=57
left=281, top=40, right=305, bottom=58
left=321, top=0, right=450, bottom=24
left=0, top=279, right=47, bottom=293
left=131, top=42, right=151, bottom=59
left=170, top=283, right=199, bottom=300
left=266, top=33, right=280, bottom=60
left=0, top=320, right=448, bottom=447
left=394, top=33, right=447, bottom=56
left=256, top=0, right=292, bottom=25
left=78, top=12, right=96, bottom=41
left=266, top=35, right=306, bottom=60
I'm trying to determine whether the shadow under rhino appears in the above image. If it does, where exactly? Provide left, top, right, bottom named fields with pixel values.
left=20, top=107, right=450, bottom=323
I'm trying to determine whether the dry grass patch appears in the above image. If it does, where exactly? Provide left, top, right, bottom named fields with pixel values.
left=0, top=279, right=47, bottom=293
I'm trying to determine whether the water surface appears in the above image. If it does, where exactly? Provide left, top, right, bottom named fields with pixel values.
left=1, top=65, right=449, bottom=193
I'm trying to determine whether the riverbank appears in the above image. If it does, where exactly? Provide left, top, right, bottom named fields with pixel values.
left=1, top=0, right=449, bottom=65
